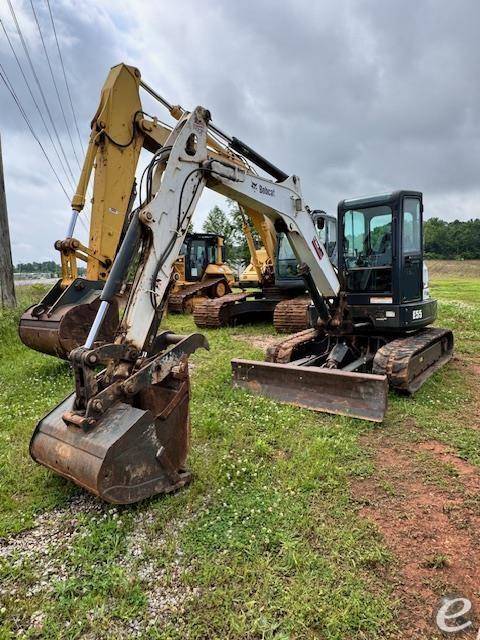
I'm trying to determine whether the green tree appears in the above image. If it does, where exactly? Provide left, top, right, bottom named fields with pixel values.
left=202, top=206, right=235, bottom=245
left=227, top=200, right=261, bottom=264
left=202, top=202, right=263, bottom=265
left=424, top=218, right=480, bottom=259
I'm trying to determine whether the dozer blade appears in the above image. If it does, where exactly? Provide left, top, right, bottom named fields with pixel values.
left=232, top=359, right=388, bottom=422
left=30, top=371, right=192, bottom=504
left=19, top=279, right=119, bottom=359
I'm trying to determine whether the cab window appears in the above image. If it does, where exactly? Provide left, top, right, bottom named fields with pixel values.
left=403, top=198, right=421, bottom=254
left=342, top=205, right=393, bottom=292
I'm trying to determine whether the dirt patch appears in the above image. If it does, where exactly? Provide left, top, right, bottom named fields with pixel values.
left=353, top=436, right=480, bottom=639
left=426, top=259, right=480, bottom=279
left=417, top=441, right=480, bottom=490
left=233, top=334, right=283, bottom=353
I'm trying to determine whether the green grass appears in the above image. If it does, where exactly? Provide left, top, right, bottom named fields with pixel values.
left=0, top=278, right=478, bottom=638
left=430, top=277, right=480, bottom=304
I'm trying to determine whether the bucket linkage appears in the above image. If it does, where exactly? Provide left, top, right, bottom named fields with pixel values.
left=31, top=331, right=208, bottom=503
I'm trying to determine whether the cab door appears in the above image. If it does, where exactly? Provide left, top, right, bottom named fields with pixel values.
left=401, top=196, right=423, bottom=302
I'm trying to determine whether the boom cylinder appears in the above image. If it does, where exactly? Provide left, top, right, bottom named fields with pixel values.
left=84, top=212, right=142, bottom=349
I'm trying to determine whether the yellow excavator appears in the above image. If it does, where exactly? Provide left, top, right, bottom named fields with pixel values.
left=193, top=207, right=336, bottom=330
left=169, top=233, right=235, bottom=313
left=238, top=207, right=276, bottom=288
left=239, top=248, right=270, bottom=287
left=18, top=64, right=238, bottom=358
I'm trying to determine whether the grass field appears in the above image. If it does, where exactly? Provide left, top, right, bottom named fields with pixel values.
left=0, top=278, right=479, bottom=639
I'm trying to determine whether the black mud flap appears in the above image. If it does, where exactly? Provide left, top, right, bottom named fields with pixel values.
left=231, top=359, right=388, bottom=422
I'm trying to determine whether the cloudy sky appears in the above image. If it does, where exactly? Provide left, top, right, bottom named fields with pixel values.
left=0, top=0, right=479, bottom=264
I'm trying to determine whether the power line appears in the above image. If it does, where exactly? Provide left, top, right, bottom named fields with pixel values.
left=0, top=61, right=71, bottom=203
left=44, top=0, right=93, bottom=233
left=45, top=0, right=85, bottom=156
left=6, top=0, right=77, bottom=185
left=0, top=18, right=75, bottom=193
left=29, top=0, right=81, bottom=172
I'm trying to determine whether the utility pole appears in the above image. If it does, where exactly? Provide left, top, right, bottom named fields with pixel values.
left=0, top=133, right=16, bottom=308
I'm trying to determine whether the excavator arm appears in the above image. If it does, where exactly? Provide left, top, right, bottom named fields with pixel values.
left=19, top=64, right=174, bottom=358
left=18, top=63, right=244, bottom=359
left=238, top=206, right=277, bottom=287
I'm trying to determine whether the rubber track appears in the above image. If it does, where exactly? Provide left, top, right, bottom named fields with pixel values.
left=193, top=292, right=249, bottom=328
left=266, top=325, right=454, bottom=394
left=266, top=327, right=320, bottom=363
left=168, top=277, right=229, bottom=313
left=273, top=296, right=312, bottom=333
left=372, top=327, right=454, bottom=394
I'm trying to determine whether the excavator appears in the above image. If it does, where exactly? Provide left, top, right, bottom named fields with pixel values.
left=18, top=64, right=239, bottom=358
left=193, top=208, right=336, bottom=331
left=168, top=232, right=235, bottom=313
left=30, top=70, right=453, bottom=505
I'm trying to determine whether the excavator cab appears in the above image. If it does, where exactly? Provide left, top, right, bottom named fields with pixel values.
left=169, top=233, right=234, bottom=313
left=180, top=233, right=226, bottom=282
left=337, top=190, right=436, bottom=330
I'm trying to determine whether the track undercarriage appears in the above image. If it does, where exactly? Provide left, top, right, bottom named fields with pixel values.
left=168, top=276, right=231, bottom=314
left=232, top=325, right=454, bottom=422
left=194, top=287, right=310, bottom=330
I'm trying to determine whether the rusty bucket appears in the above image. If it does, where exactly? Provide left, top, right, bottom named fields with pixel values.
left=19, top=279, right=119, bottom=359
left=30, top=367, right=192, bottom=503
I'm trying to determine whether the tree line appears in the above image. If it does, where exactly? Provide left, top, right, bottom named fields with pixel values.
left=13, top=214, right=480, bottom=274
left=203, top=206, right=480, bottom=262
left=14, top=261, right=62, bottom=275
left=14, top=261, right=85, bottom=276
left=424, top=218, right=480, bottom=259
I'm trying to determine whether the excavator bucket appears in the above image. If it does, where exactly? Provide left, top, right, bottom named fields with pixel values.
left=19, top=279, right=119, bottom=359
left=231, top=359, right=388, bottom=422
left=30, top=365, right=192, bottom=503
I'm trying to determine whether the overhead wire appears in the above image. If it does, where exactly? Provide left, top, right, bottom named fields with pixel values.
left=44, top=0, right=92, bottom=235
left=0, top=5, right=90, bottom=236
left=29, top=0, right=81, bottom=172
left=0, top=17, right=75, bottom=193
left=45, top=0, right=84, bottom=156
left=0, top=60, right=71, bottom=202
left=6, top=0, right=77, bottom=186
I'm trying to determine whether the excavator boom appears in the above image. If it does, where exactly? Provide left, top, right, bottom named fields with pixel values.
left=31, top=106, right=212, bottom=502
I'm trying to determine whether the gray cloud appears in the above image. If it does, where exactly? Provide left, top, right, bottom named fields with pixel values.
left=0, top=0, right=479, bottom=263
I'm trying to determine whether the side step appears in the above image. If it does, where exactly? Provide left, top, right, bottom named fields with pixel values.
left=232, top=359, right=388, bottom=422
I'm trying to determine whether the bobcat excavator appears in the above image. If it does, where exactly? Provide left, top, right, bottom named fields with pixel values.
left=18, top=64, right=235, bottom=358
left=31, top=74, right=453, bottom=504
